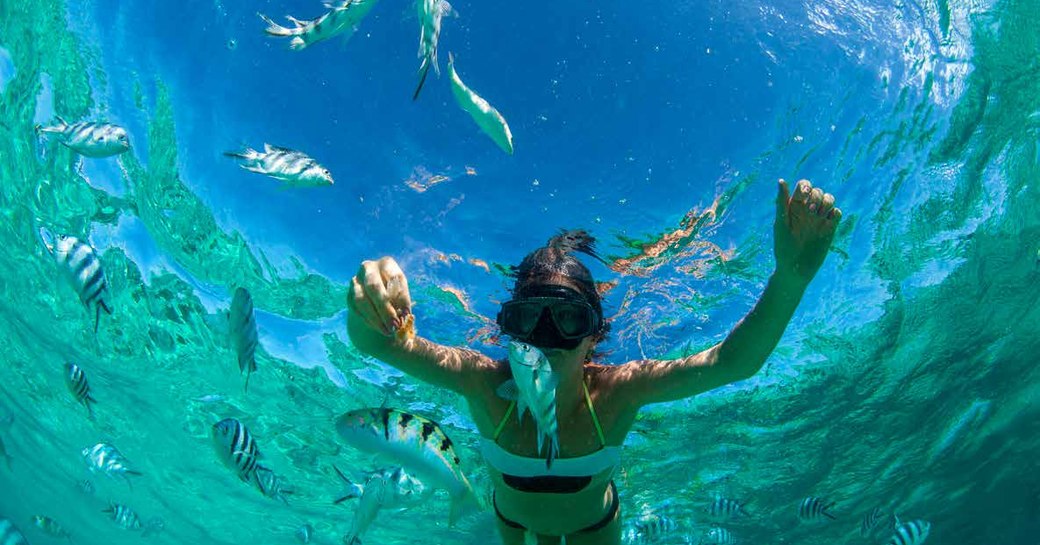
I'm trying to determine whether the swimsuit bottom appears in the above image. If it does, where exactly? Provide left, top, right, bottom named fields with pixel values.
left=493, top=480, right=619, bottom=536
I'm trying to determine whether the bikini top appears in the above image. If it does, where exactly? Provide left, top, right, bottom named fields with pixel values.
left=480, top=380, right=622, bottom=493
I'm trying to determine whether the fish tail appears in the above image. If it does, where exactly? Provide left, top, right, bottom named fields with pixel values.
left=412, top=56, right=432, bottom=101
left=257, top=13, right=294, bottom=37
left=223, top=148, right=256, bottom=161
left=823, top=502, right=837, bottom=520
left=289, top=37, right=306, bottom=51
left=243, top=369, right=252, bottom=393
left=332, top=465, right=362, bottom=503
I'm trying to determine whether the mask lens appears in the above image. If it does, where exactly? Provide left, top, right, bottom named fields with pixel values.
left=500, top=301, right=545, bottom=336
left=550, top=302, right=593, bottom=338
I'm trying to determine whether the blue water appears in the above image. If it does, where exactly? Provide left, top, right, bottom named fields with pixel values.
left=1, top=0, right=1038, bottom=543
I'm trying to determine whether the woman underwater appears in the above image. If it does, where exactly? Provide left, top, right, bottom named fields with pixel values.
left=346, top=179, right=842, bottom=544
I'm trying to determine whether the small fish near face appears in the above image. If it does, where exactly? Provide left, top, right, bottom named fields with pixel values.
left=212, top=417, right=266, bottom=485
left=335, top=407, right=481, bottom=526
left=887, top=518, right=931, bottom=545
left=32, top=515, right=72, bottom=540
left=447, top=53, right=514, bottom=155
left=798, top=496, right=836, bottom=521
left=498, top=341, right=560, bottom=469
left=224, top=144, right=333, bottom=188
left=35, top=117, right=130, bottom=158
left=64, top=363, right=98, bottom=419
left=104, top=503, right=142, bottom=531
left=228, top=287, right=259, bottom=392
left=259, top=0, right=380, bottom=51
left=42, top=229, right=113, bottom=333
left=82, top=442, right=142, bottom=488
left=412, top=0, right=454, bottom=100
left=0, top=518, right=29, bottom=545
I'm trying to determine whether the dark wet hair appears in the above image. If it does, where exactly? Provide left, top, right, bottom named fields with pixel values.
left=509, top=229, right=611, bottom=346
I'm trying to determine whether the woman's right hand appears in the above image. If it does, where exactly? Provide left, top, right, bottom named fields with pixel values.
left=347, top=257, right=413, bottom=337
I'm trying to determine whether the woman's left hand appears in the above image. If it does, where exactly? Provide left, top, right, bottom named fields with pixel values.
left=773, top=179, right=842, bottom=283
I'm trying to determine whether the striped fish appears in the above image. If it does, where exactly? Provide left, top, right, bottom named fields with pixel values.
left=228, top=287, right=259, bottom=391
left=887, top=518, right=931, bottom=545
left=35, top=117, right=130, bottom=157
left=44, top=231, right=112, bottom=333
left=707, top=496, right=749, bottom=519
left=0, top=518, right=29, bottom=545
left=255, top=466, right=294, bottom=504
left=258, top=0, right=379, bottom=51
left=224, top=144, right=333, bottom=187
left=103, top=503, right=142, bottom=531
left=31, top=515, right=71, bottom=540
left=497, top=342, right=560, bottom=468
left=335, top=407, right=481, bottom=525
left=64, top=363, right=97, bottom=418
left=701, top=526, right=735, bottom=545
left=447, top=53, right=514, bottom=154
left=82, top=442, right=142, bottom=487
left=629, top=513, right=678, bottom=543
left=412, top=0, right=454, bottom=100
left=862, top=507, right=886, bottom=537
left=211, top=418, right=266, bottom=484
left=798, top=496, right=836, bottom=521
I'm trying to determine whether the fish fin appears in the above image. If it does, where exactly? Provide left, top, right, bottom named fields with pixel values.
left=263, top=143, right=276, bottom=153
left=823, top=502, right=837, bottom=520
left=242, top=165, right=266, bottom=174
left=323, top=0, right=352, bottom=9
left=546, top=372, right=560, bottom=391
left=516, top=397, right=528, bottom=424
left=333, top=464, right=364, bottom=502
left=448, top=489, right=481, bottom=527
left=345, top=536, right=361, bottom=545
left=257, top=12, right=295, bottom=37
left=524, top=530, right=538, bottom=545
left=495, top=380, right=518, bottom=401
left=412, top=57, right=432, bottom=101
left=94, top=304, right=101, bottom=333
left=99, top=300, right=113, bottom=315
left=286, top=15, right=307, bottom=27
left=56, top=115, right=68, bottom=125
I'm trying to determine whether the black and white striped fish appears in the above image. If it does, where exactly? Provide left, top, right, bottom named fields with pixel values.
left=228, top=287, right=258, bottom=391
left=35, top=117, right=130, bottom=157
left=701, top=526, right=735, bottom=545
left=862, top=507, right=886, bottom=536
left=0, top=518, right=29, bottom=545
left=212, top=417, right=266, bottom=485
left=64, top=363, right=97, bottom=418
left=258, top=0, right=379, bottom=51
left=412, top=0, right=454, bottom=100
left=707, top=496, right=749, bottom=519
left=798, top=496, right=836, bottom=521
left=103, top=503, right=142, bottom=531
left=224, top=144, right=333, bottom=187
left=82, top=442, right=142, bottom=487
left=43, top=230, right=112, bottom=332
left=31, top=515, right=72, bottom=540
left=887, top=518, right=931, bottom=545
left=335, top=407, right=481, bottom=525
left=623, top=512, right=678, bottom=544
left=255, top=466, right=294, bottom=504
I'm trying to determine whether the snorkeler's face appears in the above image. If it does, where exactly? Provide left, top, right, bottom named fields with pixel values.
left=497, top=284, right=601, bottom=350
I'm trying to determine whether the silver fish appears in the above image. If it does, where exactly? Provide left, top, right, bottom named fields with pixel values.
left=295, top=523, right=314, bottom=544
left=798, top=496, right=836, bottom=521
left=35, top=117, right=130, bottom=157
left=43, top=230, right=112, bottom=332
left=335, top=465, right=428, bottom=545
left=335, top=407, right=480, bottom=525
left=104, top=503, right=142, bottom=531
left=64, top=363, right=98, bottom=418
left=255, top=466, right=294, bottom=504
left=224, top=144, right=333, bottom=187
left=707, top=496, right=749, bottom=519
left=211, top=418, right=265, bottom=484
left=887, top=518, right=931, bottom=545
left=0, top=518, right=29, bottom=545
left=258, top=0, right=379, bottom=51
left=447, top=53, right=514, bottom=154
left=701, top=526, right=736, bottom=545
left=862, top=507, right=886, bottom=537
left=228, top=287, right=258, bottom=391
left=412, top=0, right=453, bottom=100
left=31, top=515, right=72, bottom=540
left=497, top=341, right=560, bottom=468
left=82, top=442, right=142, bottom=487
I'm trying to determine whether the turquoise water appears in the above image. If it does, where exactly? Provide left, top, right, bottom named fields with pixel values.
left=1, top=0, right=1038, bottom=544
